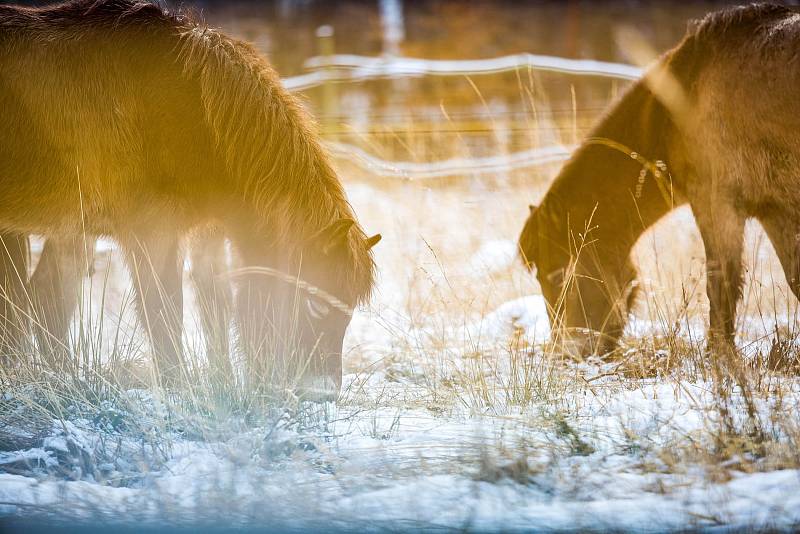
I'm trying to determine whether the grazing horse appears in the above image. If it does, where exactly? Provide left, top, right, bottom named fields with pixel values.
left=519, top=4, right=800, bottom=355
left=0, top=0, right=380, bottom=396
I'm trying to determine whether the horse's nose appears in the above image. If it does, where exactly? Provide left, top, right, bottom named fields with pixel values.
left=556, top=329, right=601, bottom=360
left=558, top=336, right=591, bottom=361
left=295, top=375, right=340, bottom=403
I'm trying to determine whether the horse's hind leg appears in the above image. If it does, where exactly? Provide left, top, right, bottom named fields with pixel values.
left=760, top=213, right=800, bottom=302
left=0, top=233, right=30, bottom=361
left=29, top=237, right=93, bottom=371
left=125, top=234, right=185, bottom=386
left=189, top=228, right=233, bottom=385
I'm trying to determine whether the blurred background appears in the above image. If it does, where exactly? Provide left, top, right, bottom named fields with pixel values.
left=191, top=1, right=734, bottom=165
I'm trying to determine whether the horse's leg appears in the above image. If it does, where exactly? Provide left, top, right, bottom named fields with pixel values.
left=760, top=213, right=800, bottom=302
left=693, top=202, right=746, bottom=346
left=125, top=234, right=185, bottom=386
left=29, top=237, right=93, bottom=371
left=0, top=233, right=29, bottom=361
left=692, top=200, right=758, bottom=434
left=189, top=229, right=233, bottom=384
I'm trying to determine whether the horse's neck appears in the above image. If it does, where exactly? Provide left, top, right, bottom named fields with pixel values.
left=547, top=81, right=679, bottom=271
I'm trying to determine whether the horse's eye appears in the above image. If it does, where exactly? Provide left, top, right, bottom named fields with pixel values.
left=307, top=297, right=331, bottom=320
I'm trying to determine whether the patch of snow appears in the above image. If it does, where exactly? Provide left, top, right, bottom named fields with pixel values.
left=0, top=449, right=56, bottom=469
left=471, top=294, right=551, bottom=344
left=464, top=239, right=518, bottom=276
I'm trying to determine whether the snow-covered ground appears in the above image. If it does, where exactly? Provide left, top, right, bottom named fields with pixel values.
left=2, top=184, right=800, bottom=531
left=3, top=358, right=800, bottom=531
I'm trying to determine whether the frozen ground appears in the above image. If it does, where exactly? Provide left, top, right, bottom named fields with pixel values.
left=2, top=348, right=800, bottom=531
left=2, top=184, right=800, bottom=531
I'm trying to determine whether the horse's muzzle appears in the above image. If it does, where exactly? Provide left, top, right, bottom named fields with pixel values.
left=558, top=328, right=618, bottom=360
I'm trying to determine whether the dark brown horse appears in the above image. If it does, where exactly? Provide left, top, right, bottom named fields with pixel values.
left=0, top=0, right=380, bottom=396
left=519, top=4, right=800, bottom=355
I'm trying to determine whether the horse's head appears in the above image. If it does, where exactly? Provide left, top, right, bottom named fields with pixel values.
left=519, top=204, right=636, bottom=357
left=236, top=219, right=379, bottom=402
left=293, top=219, right=380, bottom=400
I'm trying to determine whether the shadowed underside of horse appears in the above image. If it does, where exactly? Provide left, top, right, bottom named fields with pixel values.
left=0, top=0, right=380, bottom=396
left=519, top=3, right=800, bottom=356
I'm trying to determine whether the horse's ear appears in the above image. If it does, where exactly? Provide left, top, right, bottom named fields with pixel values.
left=365, top=234, right=381, bottom=250
left=529, top=204, right=537, bottom=213
left=317, top=218, right=355, bottom=255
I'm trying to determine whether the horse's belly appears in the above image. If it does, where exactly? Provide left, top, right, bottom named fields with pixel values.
left=0, top=147, right=141, bottom=237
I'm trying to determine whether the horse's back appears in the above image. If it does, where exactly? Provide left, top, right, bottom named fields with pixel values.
left=0, top=1, right=214, bottom=234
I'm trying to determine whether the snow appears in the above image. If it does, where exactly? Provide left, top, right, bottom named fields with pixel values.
left=0, top=449, right=56, bottom=469
left=2, top=383, right=800, bottom=530
left=465, top=239, right=518, bottom=276
left=325, top=141, right=573, bottom=180
left=474, top=294, right=551, bottom=342
left=283, top=52, right=640, bottom=91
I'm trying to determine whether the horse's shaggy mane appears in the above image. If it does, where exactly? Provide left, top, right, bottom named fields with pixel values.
left=670, top=3, right=800, bottom=79
left=176, top=15, right=376, bottom=305
left=2, top=0, right=375, bottom=305
left=688, top=3, right=796, bottom=45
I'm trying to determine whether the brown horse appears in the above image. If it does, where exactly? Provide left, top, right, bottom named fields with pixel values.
left=0, top=0, right=380, bottom=396
left=519, top=4, right=800, bottom=355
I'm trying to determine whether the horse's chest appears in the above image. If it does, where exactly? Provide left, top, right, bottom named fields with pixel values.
left=686, top=127, right=800, bottom=205
left=736, top=143, right=800, bottom=206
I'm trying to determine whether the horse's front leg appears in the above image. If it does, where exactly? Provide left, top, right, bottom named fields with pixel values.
left=692, top=201, right=746, bottom=347
left=694, top=199, right=764, bottom=436
left=0, top=232, right=30, bottom=361
left=125, top=233, right=185, bottom=387
left=189, top=227, right=233, bottom=385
